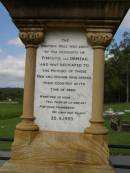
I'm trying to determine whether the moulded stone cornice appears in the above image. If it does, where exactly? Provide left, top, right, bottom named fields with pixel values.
left=1, top=0, right=130, bottom=34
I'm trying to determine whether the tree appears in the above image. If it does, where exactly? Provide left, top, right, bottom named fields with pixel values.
left=119, top=32, right=130, bottom=103
left=104, top=32, right=130, bottom=103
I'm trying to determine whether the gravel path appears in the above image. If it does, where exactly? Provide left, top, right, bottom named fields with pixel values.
left=0, top=151, right=10, bottom=166
left=110, top=156, right=130, bottom=173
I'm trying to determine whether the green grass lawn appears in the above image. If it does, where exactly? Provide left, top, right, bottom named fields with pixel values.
left=0, top=102, right=130, bottom=155
left=105, top=118, right=130, bottom=155
left=0, top=102, right=21, bottom=150
left=0, top=117, right=20, bottom=150
left=104, top=102, right=130, bottom=111
left=104, top=103, right=130, bottom=155
left=0, top=102, right=22, bottom=120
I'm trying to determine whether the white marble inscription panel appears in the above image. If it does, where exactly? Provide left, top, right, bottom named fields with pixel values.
left=34, top=31, right=93, bottom=132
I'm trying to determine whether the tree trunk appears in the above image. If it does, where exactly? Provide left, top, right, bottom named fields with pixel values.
left=126, top=70, right=129, bottom=103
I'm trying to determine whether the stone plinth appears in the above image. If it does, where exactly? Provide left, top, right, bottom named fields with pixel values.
left=1, top=131, right=115, bottom=173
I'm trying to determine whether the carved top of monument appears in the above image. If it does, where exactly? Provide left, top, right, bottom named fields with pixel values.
left=1, top=0, right=130, bottom=32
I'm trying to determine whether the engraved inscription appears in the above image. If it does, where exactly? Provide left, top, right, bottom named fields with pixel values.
left=34, top=31, right=93, bottom=132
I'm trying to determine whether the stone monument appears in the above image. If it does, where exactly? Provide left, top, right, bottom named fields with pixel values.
left=0, top=1, right=130, bottom=173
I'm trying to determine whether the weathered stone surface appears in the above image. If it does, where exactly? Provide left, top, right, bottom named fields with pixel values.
left=0, top=131, right=115, bottom=173
left=1, top=0, right=130, bottom=20
left=1, top=0, right=130, bottom=30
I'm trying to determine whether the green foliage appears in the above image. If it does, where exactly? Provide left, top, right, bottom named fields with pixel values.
left=0, top=88, right=23, bottom=102
left=105, top=32, right=130, bottom=103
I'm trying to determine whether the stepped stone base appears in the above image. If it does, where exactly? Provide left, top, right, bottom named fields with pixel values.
left=0, top=161, right=115, bottom=173
left=0, top=130, right=116, bottom=173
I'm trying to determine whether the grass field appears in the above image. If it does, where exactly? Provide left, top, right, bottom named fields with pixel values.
left=0, top=103, right=21, bottom=150
left=0, top=102, right=130, bottom=155
left=0, top=103, right=22, bottom=120
left=104, top=103, right=130, bottom=155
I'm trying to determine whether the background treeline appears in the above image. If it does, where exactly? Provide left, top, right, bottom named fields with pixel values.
left=104, top=32, right=130, bottom=103
left=0, top=88, right=23, bottom=102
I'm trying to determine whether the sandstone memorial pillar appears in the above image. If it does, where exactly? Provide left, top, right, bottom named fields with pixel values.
left=0, top=1, right=130, bottom=173
left=16, top=30, right=44, bottom=132
left=85, top=29, right=112, bottom=135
